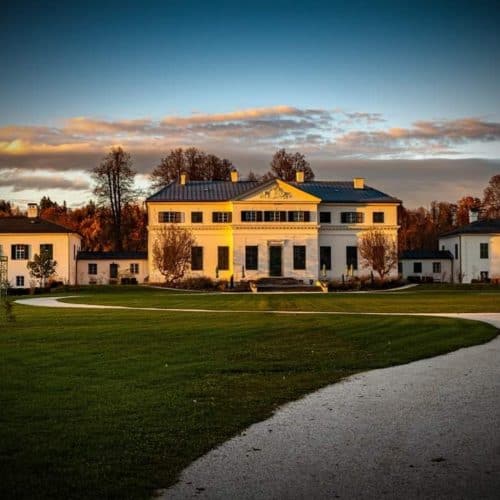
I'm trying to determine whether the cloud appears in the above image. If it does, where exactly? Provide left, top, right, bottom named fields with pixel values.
left=0, top=106, right=499, bottom=206
left=0, top=169, right=91, bottom=192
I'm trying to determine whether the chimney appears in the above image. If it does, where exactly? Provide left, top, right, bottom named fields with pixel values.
left=353, top=177, right=365, bottom=189
left=179, top=172, right=187, bottom=185
left=230, top=168, right=239, bottom=183
left=295, top=169, right=305, bottom=183
left=27, top=203, right=39, bottom=219
left=469, top=210, right=478, bottom=223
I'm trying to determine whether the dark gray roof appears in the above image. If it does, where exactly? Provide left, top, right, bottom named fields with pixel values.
left=0, top=216, right=78, bottom=234
left=440, top=219, right=500, bottom=237
left=147, top=180, right=262, bottom=202
left=147, top=180, right=400, bottom=203
left=400, top=250, right=454, bottom=260
left=77, top=251, right=147, bottom=260
left=289, top=181, right=401, bottom=203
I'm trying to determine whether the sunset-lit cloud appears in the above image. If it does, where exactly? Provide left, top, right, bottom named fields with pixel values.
left=1, top=106, right=499, bottom=205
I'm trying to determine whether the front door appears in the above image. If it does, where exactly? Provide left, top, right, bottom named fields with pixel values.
left=269, top=246, right=282, bottom=276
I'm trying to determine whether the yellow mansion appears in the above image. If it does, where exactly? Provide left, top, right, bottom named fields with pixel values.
left=146, top=171, right=401, bottom=283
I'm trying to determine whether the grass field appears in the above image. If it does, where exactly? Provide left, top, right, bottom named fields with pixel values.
left=58, top=283, right=500, bottom=313
left=1, top=286, right=498, bottom=500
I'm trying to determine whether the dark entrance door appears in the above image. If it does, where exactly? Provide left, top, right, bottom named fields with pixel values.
left=110, top=263, right=118, bottom=279
left=269, top=246, right=282, bottom=276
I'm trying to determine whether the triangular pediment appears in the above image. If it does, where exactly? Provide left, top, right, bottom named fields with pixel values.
left=234, top=179, right=320, bottom=203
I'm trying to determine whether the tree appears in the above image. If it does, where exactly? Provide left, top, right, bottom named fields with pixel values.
left=152, top=224, right=196, bottom=284
left=359, top=230, right=398, bottom=280
left=482, top=174, right=500, bottom=219
left=92, top=147, right=136, bottom=251
left=268, top=149, right=315, bottom=181
left=150, top=148, right=234, bottom=190
left=27, top=249, right=57, bottom=288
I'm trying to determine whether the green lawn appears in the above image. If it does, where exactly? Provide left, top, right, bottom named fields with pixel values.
left=58, top=284, right=500, bottom=313
left=0, top=288, right=498, bottom=500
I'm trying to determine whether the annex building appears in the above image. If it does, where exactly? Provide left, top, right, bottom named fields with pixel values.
left=146, top=171, right=401, bottom=283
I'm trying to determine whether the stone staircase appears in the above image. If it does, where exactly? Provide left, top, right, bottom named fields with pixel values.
left=248, top=277, right=325, bottom=293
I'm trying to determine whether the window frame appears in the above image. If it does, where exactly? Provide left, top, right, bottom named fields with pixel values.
left=372, top=212, right=385, bottom=223
left=319, top=246, right=332, bottom=271
left=432, top=262, right=441, bottom=273
left=346, top=246, right=358, bottom=270
left=263, top=211, right=287, bottom=222
left=191, top=246, right=203, bottom=271
left=413, top=262, right=423, bottom=273
left=158, top=211, right=183, bottom=223
left=293, top=245, right=306, bottom=270
left=480, top=243, right=489, bottom=259
left=12, top=244, right=29, bottom=260
left=130, top=263, right=139, bottom=274
left=212, top=212, right=232, bottom=223
left=319, top=211, right=331, bottom=223
left=341, top=212, right=364, bottom=224
left=88, top=263, right=98, bottom=275
left=217, top=246, right=230, bottom=270
left=40, top=243, right=53, bottom=259
left=245, top=246, right=259, bottom=270
left=191, top=211, right=203, bottom=223
left=16, top=275, right=25, bottom=287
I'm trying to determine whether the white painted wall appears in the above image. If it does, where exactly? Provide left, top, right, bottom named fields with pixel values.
left=400, top=259, right=453, bottom=282
left=440, top=234, right=499, bottom=283
left=0, top=233, right=81, bottom=287
left=77, top=259, right=148, bottom=285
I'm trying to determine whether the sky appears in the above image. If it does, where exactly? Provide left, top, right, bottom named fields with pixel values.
left=1, top=0, right=499, bottom=208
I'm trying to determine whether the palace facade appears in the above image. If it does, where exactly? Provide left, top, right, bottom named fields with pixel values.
left=146, top=171, right=401, bottom=283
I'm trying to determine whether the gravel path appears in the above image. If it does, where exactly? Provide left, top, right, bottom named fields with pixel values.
left=15, top=297, right=500, bottom=499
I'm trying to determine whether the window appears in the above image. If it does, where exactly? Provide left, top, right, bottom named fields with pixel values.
left=319, top=211, right=331, bottom=223
left=433, top=262, right=441, bottom=273
left=341, top=212, right=364, bottom=224
left=88, top=263, right=97, bottom=275
left=413, top=262, right=422, bottom=273
left=245, top=246, right=258, bottom=270
left=159, top=211, right=183, bottom=223
left=130, top=263, right=139, bottom=274
left=217, top=246, right=229, bottom=270
left=11, top=244, right=29, bottom=260
left=454, top=243, right=459, bottom=259
left=191, top=212, right=203, bottom=223
left=320, top=246, right=331, bottom=270
left=346, top=246, right=358, bottom=270
left=16, top=276, right=25, bottom=287
left=373, top=212, right=385, bottom=223
left=40, top=244, right=53, bottom=259
left=480, top=243, right=489, bottom=259
left=264, top=211, right=286, bottom=222
left=110, top=263, right=118, bottom=279
left=241, top=210, right=262, bottom=222
left=191, top=247, right=203, bottom=270
left=293, top=246, right=306, bottom=270
left=288, top=211, right=310, bottom=222
left=212, top=212, right=232, bottom=223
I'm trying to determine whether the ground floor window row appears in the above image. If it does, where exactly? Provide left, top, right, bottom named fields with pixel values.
left=87, top=263, right=141, bottom=276
left=190, top=245, right=359, bottom=273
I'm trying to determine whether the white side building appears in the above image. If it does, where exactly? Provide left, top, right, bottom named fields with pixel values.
left=0, top=204, right=81, bottom=287
left=439, top=218, right=500, bottom=283
left=76, top=251, right=148, bottom=285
